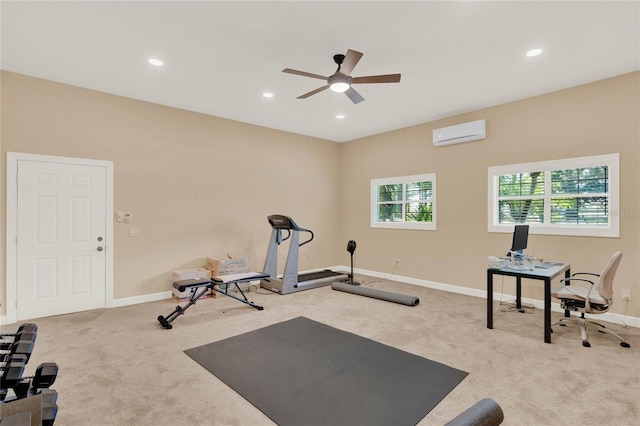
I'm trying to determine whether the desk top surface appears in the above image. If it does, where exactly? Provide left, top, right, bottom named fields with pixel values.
left=489, top=262, right=570, bottom=278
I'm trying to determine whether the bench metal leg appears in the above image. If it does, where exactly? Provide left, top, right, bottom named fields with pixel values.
left=157, top=285, right=212, bottom=329
left=212, top=283, right=264, bottom=310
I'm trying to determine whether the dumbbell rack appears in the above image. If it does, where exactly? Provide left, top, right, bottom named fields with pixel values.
left=1, top=322, right=59, bottom=425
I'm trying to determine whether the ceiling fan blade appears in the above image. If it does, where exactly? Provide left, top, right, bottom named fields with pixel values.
left=340, top=49, right=364, bottom=75
left=345, top=87, right=365, bottom=104
left=352, top=74, right=402, bottom=84
left=298, top=85, right=330, bottom=99
left=282, top=68, right=328, bottom=80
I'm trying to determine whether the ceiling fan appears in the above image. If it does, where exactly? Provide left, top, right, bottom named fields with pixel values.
left=282, top=49, right=401, bottom=104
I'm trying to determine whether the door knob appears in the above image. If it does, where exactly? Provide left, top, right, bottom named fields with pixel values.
left=97, top=246, right=104, bottom=252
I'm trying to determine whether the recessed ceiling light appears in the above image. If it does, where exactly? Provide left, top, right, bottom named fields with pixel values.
left=526, top=48, right=543, bottom=57
left=148, top=58, right=163, bottom=66
left=336, top=114, right=345, bottom=119
left=263, top=92, right=274, bottom=98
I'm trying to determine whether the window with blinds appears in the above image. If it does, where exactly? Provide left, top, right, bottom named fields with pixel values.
left=488, top=154, right=619, bottom=237
left=371, top=173, right=436, bottom=230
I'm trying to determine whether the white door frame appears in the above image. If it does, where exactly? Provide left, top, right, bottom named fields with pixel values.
left=5, top=152, right=114, bottom=324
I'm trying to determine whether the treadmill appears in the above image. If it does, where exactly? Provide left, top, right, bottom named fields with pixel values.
left=260, top=215, right=347, bottom=294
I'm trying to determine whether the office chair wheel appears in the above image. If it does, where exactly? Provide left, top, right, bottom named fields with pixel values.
left=620, top=342, right=630, bottom=348
left=582, top=340, right=591, bottom=348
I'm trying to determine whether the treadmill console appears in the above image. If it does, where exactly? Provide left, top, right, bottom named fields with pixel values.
left=268, top=214, right=299, bottom=230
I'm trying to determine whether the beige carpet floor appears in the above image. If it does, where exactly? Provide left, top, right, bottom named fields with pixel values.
left=2, top=277, right=639, bottom=425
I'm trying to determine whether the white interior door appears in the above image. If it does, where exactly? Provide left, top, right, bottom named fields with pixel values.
left=13, top=157, right=109, bottom=320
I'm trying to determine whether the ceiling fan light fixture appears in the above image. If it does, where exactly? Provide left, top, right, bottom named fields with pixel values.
left=330, top=81, right=350, bottom=93
left=328, top=74, right=351, bottom=93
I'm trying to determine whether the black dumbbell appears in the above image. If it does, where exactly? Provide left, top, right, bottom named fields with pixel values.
left=29, top=387, right=59, bottom=426
left=0, top=322, right=37, bottom=337
left=1, top=344, right=33, bottom=371
left=1, top=353, right=28, bottom=368
left=12, top=362, right=59, bottom=399
left=1, top=358, right=26, bottom=395
left=40, top=388, right=58, bottom=404
left=0, top=339, right=34, bottom=365
left=0, top=330, right=37, bottom=351
left=42, top=400, right=59, bottom=426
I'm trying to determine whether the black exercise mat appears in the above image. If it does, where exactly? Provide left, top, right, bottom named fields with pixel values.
left=185, top=316, right=468, bottom=426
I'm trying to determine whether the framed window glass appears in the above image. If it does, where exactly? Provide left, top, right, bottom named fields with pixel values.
left=488, top=154, right=619, bottom=237
left=371, top=173, right=436, bottom=230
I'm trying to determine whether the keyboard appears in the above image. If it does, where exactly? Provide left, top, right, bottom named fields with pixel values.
left=535, top=262, right=560, bottom=269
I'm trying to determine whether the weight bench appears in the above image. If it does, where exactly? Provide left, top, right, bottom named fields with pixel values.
left=157, top=272, right=269, bottom=329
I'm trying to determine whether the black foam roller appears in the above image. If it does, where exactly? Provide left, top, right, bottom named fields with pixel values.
left=331, top=282, right=419, bottom=306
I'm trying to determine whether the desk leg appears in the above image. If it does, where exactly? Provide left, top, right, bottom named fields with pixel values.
left=516, top=276, right=522, bottom=310
left=564, top=268, right=571, bottom=318
left=487, top=270, right=493, bottom=329
left=544, top=278, right=551, bottom=343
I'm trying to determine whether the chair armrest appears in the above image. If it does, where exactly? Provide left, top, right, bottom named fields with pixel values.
left=572, top=272, right=600, bottom=278
left=561, top=277, right=595, bottom=286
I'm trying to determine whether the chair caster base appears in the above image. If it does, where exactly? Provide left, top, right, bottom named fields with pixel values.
left=621, top=341, right=630, bottom=348
left=582, top=340, right=591, bottom=347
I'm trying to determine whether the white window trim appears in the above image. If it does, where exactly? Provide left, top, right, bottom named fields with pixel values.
left=488, top=153, right=619, bottom=237
left=371, top=173, right=437, bottom=230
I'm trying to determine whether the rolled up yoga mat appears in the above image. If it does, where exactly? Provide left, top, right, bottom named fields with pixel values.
left=444, top=398, right=504, bottom=426
left=331, top=282, right=419, bottom=306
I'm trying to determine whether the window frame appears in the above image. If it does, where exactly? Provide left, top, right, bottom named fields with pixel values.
left=371, top=173, right=437, bottom=230
left=487, top=153, right=619, bottom=237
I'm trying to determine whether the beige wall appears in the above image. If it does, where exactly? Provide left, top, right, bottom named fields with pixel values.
left=1, top=71, right=639, bottom=319
left=339, top=71, right=640, bottom=317
left=0, top=71, right=343, bottom=308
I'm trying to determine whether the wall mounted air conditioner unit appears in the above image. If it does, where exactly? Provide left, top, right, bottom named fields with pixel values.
left=432, top=119, right=486, bottom=147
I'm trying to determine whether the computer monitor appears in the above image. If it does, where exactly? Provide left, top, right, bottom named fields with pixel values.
left=510, top=224, right=529, bottom=254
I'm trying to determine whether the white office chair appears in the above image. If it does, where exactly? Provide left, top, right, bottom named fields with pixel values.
left=551, top=251, right=630, bottom=348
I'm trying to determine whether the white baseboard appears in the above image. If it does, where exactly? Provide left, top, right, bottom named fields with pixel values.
left=109, top=291, right=173, bottom=308
left=4, top=268, right=638, bottom=330
left=332, top=265, right=640, bottom=329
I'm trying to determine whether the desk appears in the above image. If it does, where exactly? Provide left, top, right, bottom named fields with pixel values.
left=487, top=262, right=570, bottom=343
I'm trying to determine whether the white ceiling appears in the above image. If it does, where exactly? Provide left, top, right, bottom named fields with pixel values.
left=1, top=1, right=638, bottom=143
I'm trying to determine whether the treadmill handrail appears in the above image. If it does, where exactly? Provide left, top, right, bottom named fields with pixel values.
left=276, top=229, right=291, bottom=245
left=299, top=229, right=313, bottom=247
left=268, top=214, right=314, bottom=246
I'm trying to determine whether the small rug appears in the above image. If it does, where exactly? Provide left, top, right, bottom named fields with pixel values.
left=185, top=316, right=468, bottom=426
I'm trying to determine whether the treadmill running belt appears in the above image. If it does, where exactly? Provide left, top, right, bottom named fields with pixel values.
left=298, top=270, right=344, bottom=282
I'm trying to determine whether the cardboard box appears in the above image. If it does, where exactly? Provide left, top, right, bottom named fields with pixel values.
left=172, top=268, right=211, bottom=282
left=206, top=256, right=250, bottom=276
